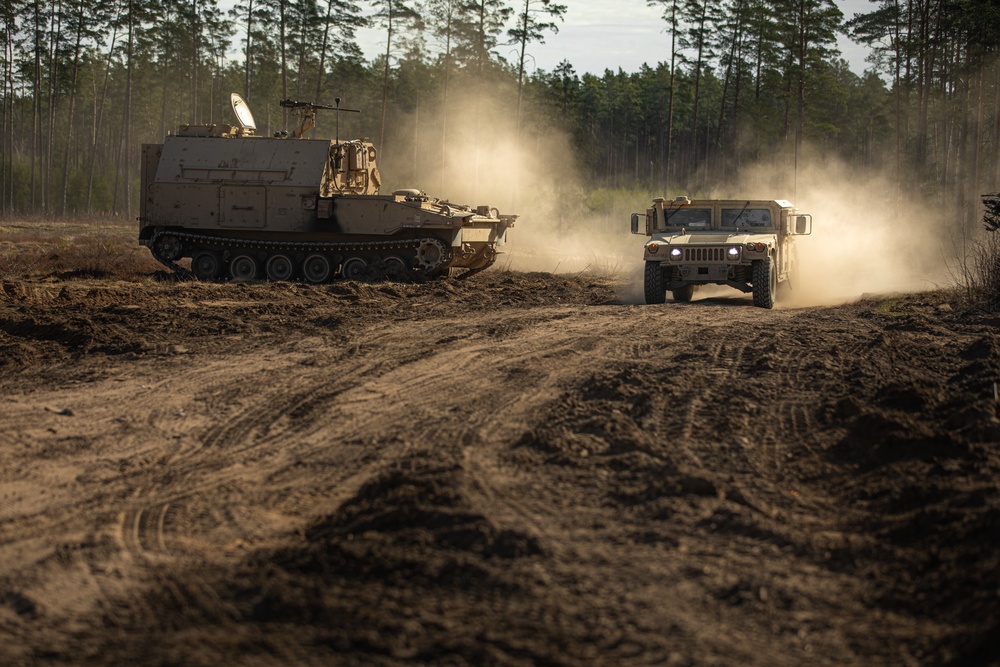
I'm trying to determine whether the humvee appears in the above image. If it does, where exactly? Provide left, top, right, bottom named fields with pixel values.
left=630, top=197, right=812, bottom=308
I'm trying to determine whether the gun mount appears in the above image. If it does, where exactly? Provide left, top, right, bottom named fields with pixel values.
left=279, top=97, right=360, bottom=140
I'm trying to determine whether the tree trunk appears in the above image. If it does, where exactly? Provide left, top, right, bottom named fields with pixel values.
left=795, top=0, right=806, bottom=186
left=665, top=0, right=678, bottom=190
left=2, top=19, right=11, bottom=212
left=690, top=1, right=707, bottom=164
left=972, top=66, right=984, bottom=229
left=45, top=0, right=65, bottom=215
left=159, top=5, right=172, bottom=141
left=440, top=1, right=453, bottom=192
left=893, top=0, right=902, bottom=216
left=244, top=0, right=254, bottom=100
left=114, top=0, right=134, bottom=217
left=515, top=0, right=528, bottom=139
left=60, top=0, right=85, bottom=216
left=994, top=55, right=1000, bottom=185
left=380, top=0, right=393, bottom=150
left=717, top=5, right=742, bottom=153
left=279, top=0, right=287, bottom=128
left=316, top=0, right=334, bottom=99
left=31, top=0, right=42, bottom=212
left=192, top=0, right=200, bottom=123
left=86, top=0, right=120, bottom=212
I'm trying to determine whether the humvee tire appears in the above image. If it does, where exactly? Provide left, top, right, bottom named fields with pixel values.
left=672, top=284, right=695, bottom=302
left=752, top=257, right=776, bottom=309
left=644, top=261, right=666, bottom=304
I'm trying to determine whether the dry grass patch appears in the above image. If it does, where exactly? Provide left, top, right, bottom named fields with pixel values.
left=0, top=216, right=160, bottom=280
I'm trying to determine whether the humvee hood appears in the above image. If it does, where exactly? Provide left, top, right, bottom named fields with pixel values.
left=661, top=233, right=730, bottom=244
left=659, top=232, right=771, bottom=245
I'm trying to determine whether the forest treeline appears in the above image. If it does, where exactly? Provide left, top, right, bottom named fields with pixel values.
left=1, top=0, right=999, bottom=222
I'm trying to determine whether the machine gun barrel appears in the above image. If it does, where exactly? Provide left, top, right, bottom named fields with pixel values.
left=279, top=98, right=359, bottom=113
left=281, top=97, right=361, bottom=140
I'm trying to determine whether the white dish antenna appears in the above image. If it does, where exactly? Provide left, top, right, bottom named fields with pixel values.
left=231, top=93, right=256, bottom=132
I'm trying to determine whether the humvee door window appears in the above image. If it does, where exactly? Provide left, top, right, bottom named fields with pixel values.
left=722, top=208, right=772, bottom=228
left=667, top=208, right=712, bottom=228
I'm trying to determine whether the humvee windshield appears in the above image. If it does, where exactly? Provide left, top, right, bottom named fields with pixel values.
left=722, top=208, right=772, bottom=229
left=666, top=207, right=712, bottom=228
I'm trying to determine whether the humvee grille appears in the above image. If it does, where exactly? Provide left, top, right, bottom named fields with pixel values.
left=684, top=247, right=727, bottom=263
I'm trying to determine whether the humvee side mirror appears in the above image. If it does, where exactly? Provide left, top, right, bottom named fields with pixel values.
left=631, top=213, right=640, bottom=234
left=794, top=214, right=812, bottom=235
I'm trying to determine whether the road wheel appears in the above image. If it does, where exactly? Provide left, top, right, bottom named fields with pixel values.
left=671, top=284, right=695, bottom=302
left=643, top=261, right=666, bottom=304
left=191, top=250, right=222, bottom=281
left=265, top=254, right=295, bottom=281
left=302, top=254, right=331, bottom=283
left=341, top=257, right=368, bottom=280
left=752, top=256, right=777, bottom=309
left=230, top=254, right=259, bottom=282
left=380, top=255, right=410, bottom=281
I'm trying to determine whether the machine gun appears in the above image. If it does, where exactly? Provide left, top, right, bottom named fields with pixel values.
left=279, top=98, right=360, bottom=140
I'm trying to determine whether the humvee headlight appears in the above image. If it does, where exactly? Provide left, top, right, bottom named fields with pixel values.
left=670, top=248, right=682, bottom=260
left=728, top=247, right=740, bottom=258
left=647, top=243, right=659, bottom=254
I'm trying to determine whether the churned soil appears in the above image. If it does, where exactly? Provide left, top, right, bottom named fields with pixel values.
left=1, top=269, right=998, bottom=666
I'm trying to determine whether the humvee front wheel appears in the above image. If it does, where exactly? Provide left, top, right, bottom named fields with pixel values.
left=671, top=284, right=695, bottom=302
left=643, top=261, right=666, bottom=304
left=752, top=256, right=776, bottom=309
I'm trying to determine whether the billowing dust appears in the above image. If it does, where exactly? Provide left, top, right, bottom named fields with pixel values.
left=719, top=147, right=953, bottom=307
left=373, top=90, right=952, bottom=306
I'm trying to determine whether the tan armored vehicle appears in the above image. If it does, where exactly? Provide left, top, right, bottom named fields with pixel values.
left=140, top=94, right=516, bottom=282
left=631, top=197, right=812, bottom=308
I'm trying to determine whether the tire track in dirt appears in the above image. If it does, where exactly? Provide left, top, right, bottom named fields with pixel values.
left=3, top=273, right=997, bottom=666
left=110, top=308, right=604, bottom=571
left=98, top=306, right=618, bottom=645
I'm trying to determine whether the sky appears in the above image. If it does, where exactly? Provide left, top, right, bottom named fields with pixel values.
left=355, top=0, right=875, bottom=77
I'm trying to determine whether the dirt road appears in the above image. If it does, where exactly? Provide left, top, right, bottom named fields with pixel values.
left=1, top=272, right=999, bottom=666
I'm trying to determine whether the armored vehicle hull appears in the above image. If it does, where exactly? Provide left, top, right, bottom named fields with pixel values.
left=631, top=197, right=812, bottom=308
left=139, top=97, right=516, bottom=282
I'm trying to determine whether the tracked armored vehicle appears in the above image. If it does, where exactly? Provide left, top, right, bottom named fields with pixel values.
left=631, top=197, right=812, bottom=308
left=140, top=94, right=517, bottom=282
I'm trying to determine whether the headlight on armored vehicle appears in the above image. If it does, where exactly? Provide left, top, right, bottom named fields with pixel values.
left=728, top=247, right=740, bottom=259
left=670, top=248, right=682, bottom=260
left=647, top=243, right=659, bottom=254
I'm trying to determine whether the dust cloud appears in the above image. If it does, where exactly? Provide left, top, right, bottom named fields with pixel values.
left=715, top=148, right=952, bottom=307
left=376, top=92, right=952, bottom=307
left=374, top=85, right=645, bottom=282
